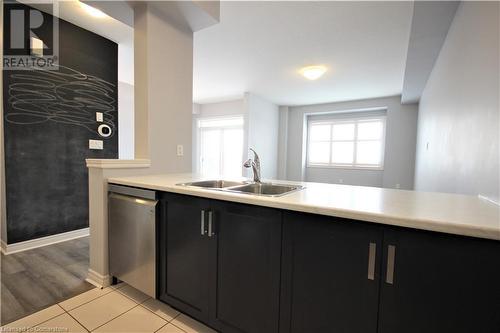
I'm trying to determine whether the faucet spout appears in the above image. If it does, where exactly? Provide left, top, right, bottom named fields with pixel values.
left=244, top=148, right=262, bottom=183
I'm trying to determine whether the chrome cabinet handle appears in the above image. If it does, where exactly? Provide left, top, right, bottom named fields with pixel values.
left=207, top=211, right=214, bottom=237
left=200, top=210, right=205, bottom=236
left=386, top=245, right=396, bottom=284
left=367, top=242, right=376, bottom=280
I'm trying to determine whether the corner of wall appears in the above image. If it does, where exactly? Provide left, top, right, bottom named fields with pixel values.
left=277, top=106, right=289, bottom=179
left=133, top=3, right=150, bottom=161
left=300, top=113, right=308, bottom=181
left=244, top=92, right=280, bottom=179
left=0, top=3, right=7, bottom=244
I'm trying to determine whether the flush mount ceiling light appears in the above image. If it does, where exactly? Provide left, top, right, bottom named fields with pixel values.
left=79, top=1, right=107, bottom=18
left=300, top=65, right=328, bottom=80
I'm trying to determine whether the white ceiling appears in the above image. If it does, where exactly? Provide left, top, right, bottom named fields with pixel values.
left=24, top=1, right=133, bottom=45
left=23, top=0, right=134, bottom=84
left=194, top=1, right=414, bottom=106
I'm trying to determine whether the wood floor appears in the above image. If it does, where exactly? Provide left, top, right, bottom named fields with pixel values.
left=1, top=236, right=94, bottom=325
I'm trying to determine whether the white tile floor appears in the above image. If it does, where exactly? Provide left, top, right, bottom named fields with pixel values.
left=1, top=283, right=218, bottom=333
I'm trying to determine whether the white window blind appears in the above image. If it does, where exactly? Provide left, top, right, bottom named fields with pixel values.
left=307, top=115, right=386, bottom=169
left=198, top=116, right=244, bottom=177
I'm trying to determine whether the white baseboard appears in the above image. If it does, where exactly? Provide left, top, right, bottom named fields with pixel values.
left=86, top=158, right=151, bottom=169
left=1, top=239, right=7, bottom=254
left=86, top=269, right=112, bottom=288
left=0, top=227, right=89, bottom=255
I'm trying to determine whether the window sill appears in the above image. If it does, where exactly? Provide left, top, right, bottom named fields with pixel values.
left=306, top=164, right=384, bottom=171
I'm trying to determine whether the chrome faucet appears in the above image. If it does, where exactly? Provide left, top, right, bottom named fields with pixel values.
left=243, top=148, right=261, bottom=183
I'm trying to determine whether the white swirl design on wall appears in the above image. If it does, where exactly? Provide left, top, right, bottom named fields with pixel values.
left=5, top=65, right=116, bottom=137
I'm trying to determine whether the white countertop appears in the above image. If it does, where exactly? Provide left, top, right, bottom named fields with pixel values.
left=107, top=173, right=500, bottom=241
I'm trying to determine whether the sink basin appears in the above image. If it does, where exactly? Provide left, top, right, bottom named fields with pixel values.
left=177, top=180, right=304, bottom=197
left=228, top=183, right=304, bottom=197
left=177, top=180, right=249, bottom=189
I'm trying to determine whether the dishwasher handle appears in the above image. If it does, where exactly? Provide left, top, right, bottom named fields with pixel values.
left=109, top=192, right=158, bottom=211
left=108, top=184, right=156, bottom=200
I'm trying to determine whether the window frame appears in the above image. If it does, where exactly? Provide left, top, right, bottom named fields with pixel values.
left=306, top=115, right=387, bottom=170
left=197, top=115, right=245, bottom=176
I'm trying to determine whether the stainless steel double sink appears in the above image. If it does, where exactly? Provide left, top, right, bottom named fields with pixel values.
left=177, top=179, right=304, bottom=197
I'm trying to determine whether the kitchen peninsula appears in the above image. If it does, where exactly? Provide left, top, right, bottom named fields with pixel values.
left=107, top=173, right=500, bottom=333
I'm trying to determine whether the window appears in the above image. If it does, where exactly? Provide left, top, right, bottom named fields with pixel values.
left=307, top=116, right=386, bottom=169
left=198, top=116, right=244, bottom=177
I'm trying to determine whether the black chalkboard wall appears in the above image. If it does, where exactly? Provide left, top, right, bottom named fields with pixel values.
left=3, top=4, right=118, bottom=243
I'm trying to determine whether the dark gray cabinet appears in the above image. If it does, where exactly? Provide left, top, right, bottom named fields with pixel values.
left=280, top=212, right=384, bottom=333
left=159, top=193, right=282, bottom=332
left=158, top=192, right=500, bottom=333
left=209, top=200, right=282, bottom=333
left=378, top=228, right=500, bottom=333
left=281, top=212, right=500, bottom=333
left=158, top=193, right=211, bottom=321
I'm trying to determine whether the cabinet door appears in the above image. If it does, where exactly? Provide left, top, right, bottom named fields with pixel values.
left=378, top=228, right=500, bottom=333
left=280, top=212, right=383, bottom=333
left=158, top=193, right=211, bottom=322
left=208, top=200, right=282, bottom=333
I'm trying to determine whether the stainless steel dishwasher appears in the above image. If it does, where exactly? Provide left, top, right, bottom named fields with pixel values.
left=108, top=184, right=158, bottom=298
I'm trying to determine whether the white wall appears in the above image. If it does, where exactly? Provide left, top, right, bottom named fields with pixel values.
left=307, top=168, right=383, bottom=187
left=195, top=99, right=245, bottom=117
left=118, top=81, right=134, bottom=159
left=192, top=94, right=279, bottom=179
left=414, top=2, right=499, bottom=203
left=134, top=7, right=194, bottom=171
left=245, top=93, right=279, bottom=179
left=118, top=41, right=134, bottom=85
left=117, top=41, right=135, bottom=159
left=284, top=96, right=418, bottom=189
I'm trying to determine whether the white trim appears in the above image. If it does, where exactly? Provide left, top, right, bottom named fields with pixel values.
left=307, top=164, right=384, bottom=171
left=86, top=269, right=112, bottom=288
left=86, top=159, right=151, bottom=169
left=197, top=115, right=244, bottom=128
left=306, top=116, right=386, bottom=170
left=306, top=107, right=387, bottom=119
left=0, top=227, right=89, bottom=255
